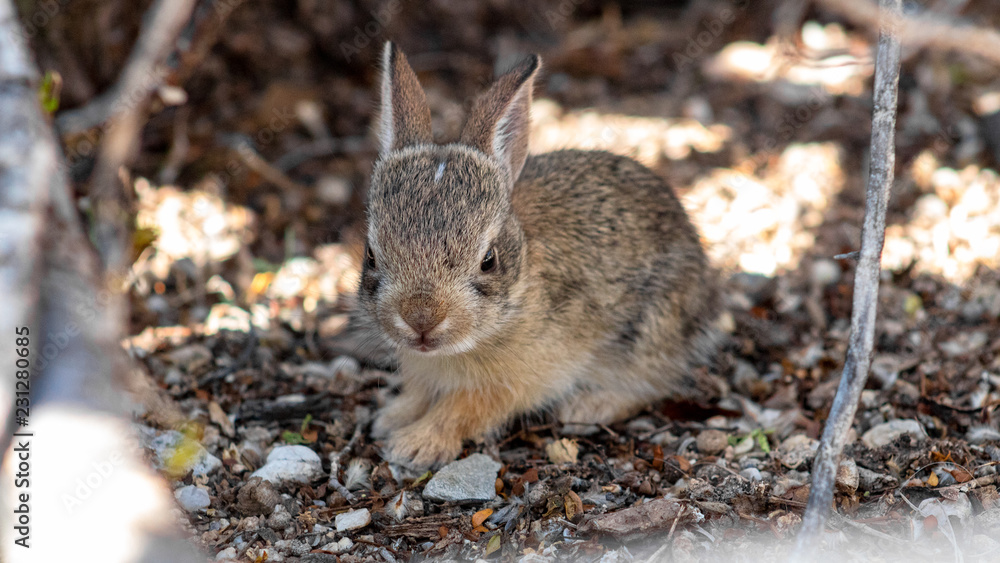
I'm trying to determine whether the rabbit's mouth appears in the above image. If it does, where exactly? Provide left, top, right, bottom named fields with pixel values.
left=391, top=312, right=450, bottom=354
left=410, top=335, right=440, bottom=353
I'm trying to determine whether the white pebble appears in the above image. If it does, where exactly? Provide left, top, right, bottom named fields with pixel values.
left=175, top=485, right=211, bottom=512
left=335, top=508, right=371, bottom=532
left=250, top=445, right=324, bottom=485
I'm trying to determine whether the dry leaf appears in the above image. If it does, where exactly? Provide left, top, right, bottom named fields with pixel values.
left=484, top=533, right=501, bottom=556
left=928, top=472, right=939, bottom=487
left=208, top=401, right=235, bottom=437
left=578, top=498, right=703, bottom=541
left=564, top=490, right=584, bottom=521
left=546, top=438, right=579, bottom=464
left=670, top=455, right=692, bottom=473
left=472, top=508, right=493, bottom=528
left=949, top=468, right=973, bottom=483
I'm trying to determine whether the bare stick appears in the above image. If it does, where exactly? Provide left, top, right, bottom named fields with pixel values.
left=86, top=0, right=197, bottom=274
left=0, top=0, right=55, bottom=455
left=0, top=2, right=203, bottom=559
left=818, top=0, right=1000, bottom=67
left=792, top=0, right=902, bottom=558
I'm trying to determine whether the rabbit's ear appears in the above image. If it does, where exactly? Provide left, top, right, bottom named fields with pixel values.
left=377, top=42, right=433, bottom=153
left=460, top=55, right=540, bottom=185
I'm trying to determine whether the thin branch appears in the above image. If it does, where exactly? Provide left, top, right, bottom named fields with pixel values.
left=792, top=0, right=902, bottom=559
left=85, top=0, right=197, bottom=273
left=818, top=0, right=1000, bottom=67
left=0, top=0, right=55, bottom=455
left=0, top=1, right=204, bottom=560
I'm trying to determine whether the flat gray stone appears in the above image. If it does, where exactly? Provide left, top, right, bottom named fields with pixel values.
left=334, top=508, right=370, bottom=532
left=175, top=485, right=211, bottom=512
left=250, top=445, right=323, bottom=485
left=422, top=454, right=501, bottom=502
left=861, top=419, right=927, bottom=449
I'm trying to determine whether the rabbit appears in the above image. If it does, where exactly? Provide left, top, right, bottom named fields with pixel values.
left=356, top=41, right=723, bottom=469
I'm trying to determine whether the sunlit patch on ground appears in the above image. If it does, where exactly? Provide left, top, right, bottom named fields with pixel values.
left=529, top=99, right=731, bottom=167
left=885, top=153, right=1000, bottom=282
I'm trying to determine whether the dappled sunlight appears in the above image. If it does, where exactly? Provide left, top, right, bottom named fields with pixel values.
left=687, top=143, right=843, bottom=276
left=704, top=22, right=872, bottom=96
left=134, top=179, right=254, bottom=278
left=529, top=99, right=731, bottom=167
left=884, top=152, right=1000, bottom=282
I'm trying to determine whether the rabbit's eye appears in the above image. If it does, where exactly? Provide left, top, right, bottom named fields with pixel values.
left=365, top=245, right=377, bottom=269
left=481, top=247, right=497, bottom=273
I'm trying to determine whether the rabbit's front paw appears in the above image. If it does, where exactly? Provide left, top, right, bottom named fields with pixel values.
left=372, top=394, right=427, bottom=439
left=383, top=423, right=462, bottom=469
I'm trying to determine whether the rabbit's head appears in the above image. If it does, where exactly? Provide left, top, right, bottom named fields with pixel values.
left=359, top=42, right=540, bottom=356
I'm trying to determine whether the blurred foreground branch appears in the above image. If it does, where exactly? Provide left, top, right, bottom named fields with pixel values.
left=0, top=0, right=54, bottom=457
left=85, top=0, right=197, bottom=275
left=0, top=1, right=203, bottom=560
left=818, top=0, right=1000, bottom=66
left=792, top=0, right=902, bottom=559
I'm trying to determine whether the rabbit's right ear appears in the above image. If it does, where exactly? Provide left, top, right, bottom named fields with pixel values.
left=460, top=55, right=540, bottom=185
left=377, top=42, right=433, bottom=154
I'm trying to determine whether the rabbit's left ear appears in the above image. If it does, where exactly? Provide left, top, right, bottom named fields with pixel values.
left=377, top=41, right=433, bottom=154
left=460, top=55, right=540, bottom=185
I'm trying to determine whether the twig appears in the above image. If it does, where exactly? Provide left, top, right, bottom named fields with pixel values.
left=328, top=420, right=367, bottom=502
left=792, top=0, right=902, bottom=560
left=0, top=2, right=204, bottom=560
left=221, top=133, right=312, bottom=193
left=830, top=514, right=908, bottom=544
left=86, top=0, right=197, bottom=274
left=0, top=0, right=55, bottom=456
left=272, top=136, right=368, bottom=172
left=817, top=0, right=1000, bottom=67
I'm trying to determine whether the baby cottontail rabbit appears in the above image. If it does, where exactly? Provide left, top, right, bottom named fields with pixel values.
left=358, top=42, right=722, bottom=468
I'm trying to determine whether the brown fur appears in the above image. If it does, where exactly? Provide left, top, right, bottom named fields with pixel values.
left=356, top=42, right=722, bottom=468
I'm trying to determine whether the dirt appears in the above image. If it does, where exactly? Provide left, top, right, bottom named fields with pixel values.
left=26, top=0, right=1000, bottom=560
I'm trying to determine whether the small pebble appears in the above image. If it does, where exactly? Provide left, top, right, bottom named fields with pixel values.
left=335, top=508, right=371, bottom=532
left=318, top=537, right=354, bottom=554
left=330, top=355, right=360, bottom=378
left=861, top=419, right=927, bottom=449
left=236, top=477, right=281, bottom=516
left=250, top=445, right=324, bottom=485
left=175, top=485, right=211, bottom=512
left=857, top=467, right=898, bottom=491
left=696, top=429, right=729, bottom=455
left=422, top=454, right=501, bottom=502
left=836, top=459, right=859, bottom=493
left=267, top=504, right=293, bottom=529
left=810, top=259, right=840, bottom=286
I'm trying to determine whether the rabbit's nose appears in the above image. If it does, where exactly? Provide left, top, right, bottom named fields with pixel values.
left=399, top=299, right=447, bottom=337
left=403, top=313, right=443, bottom=338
